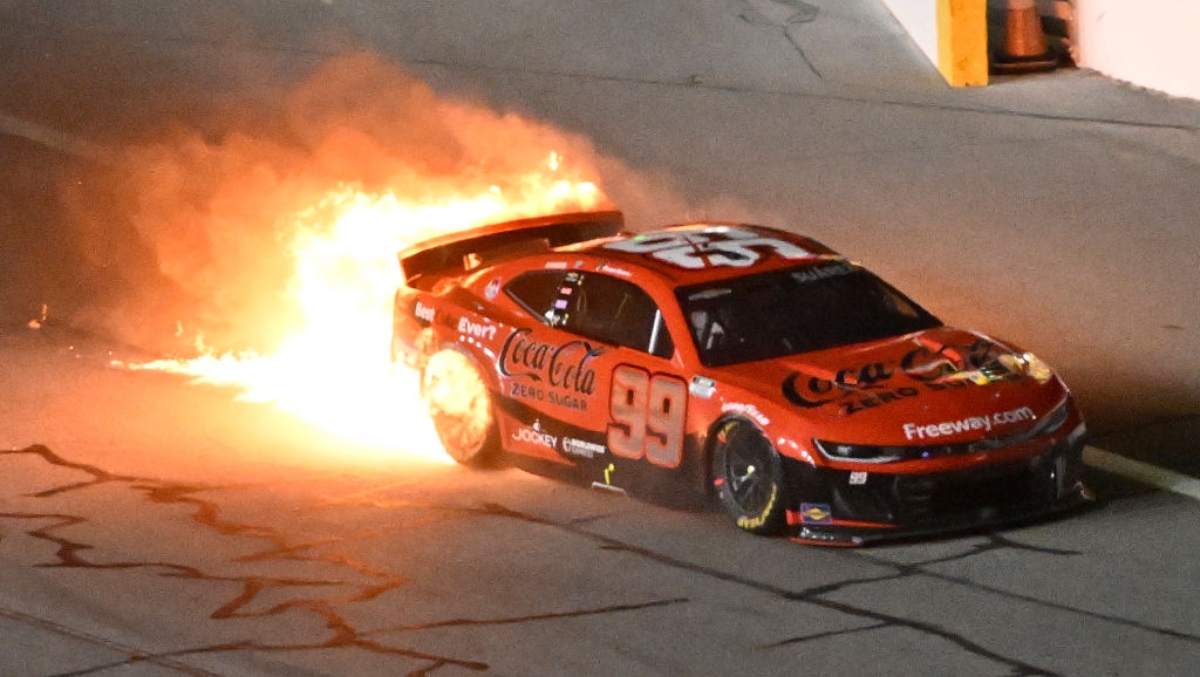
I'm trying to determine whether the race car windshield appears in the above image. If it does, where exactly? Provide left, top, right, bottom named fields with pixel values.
left=677, top=261, right=942, bottom=367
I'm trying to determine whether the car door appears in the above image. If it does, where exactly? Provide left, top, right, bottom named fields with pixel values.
left=499, top=269, right=690, bottom=493
left=495, top=269, right=600, bottom=463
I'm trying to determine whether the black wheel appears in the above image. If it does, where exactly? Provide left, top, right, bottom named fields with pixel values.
left=421, top=350, right=499, bottom=465
left=710, top=419, right=791, bottom=535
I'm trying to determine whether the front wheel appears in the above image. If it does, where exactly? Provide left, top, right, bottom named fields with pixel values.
left=710, top=419, right=791, bottom=535
left=421, top=349, right=499, bottom=465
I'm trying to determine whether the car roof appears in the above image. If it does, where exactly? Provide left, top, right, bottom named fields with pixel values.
left=558, top=222, right=844, bottom=287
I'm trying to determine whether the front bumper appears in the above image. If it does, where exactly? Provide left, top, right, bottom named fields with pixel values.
left=784, top=424, right=1091, bottom=546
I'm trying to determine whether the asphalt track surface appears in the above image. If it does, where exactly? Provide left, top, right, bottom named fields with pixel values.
left=3, top=2, right=1200, bottom=676
left=2, top=331, right=1198, bottom=677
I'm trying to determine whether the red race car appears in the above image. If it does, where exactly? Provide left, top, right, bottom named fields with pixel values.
left=391, top=211, right=1090, bottom=545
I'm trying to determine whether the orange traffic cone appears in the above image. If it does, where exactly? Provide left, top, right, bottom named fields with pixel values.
left=991, top=0, right=1058, bottom=74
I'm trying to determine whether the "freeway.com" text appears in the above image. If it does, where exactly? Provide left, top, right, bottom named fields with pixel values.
left=901, top=406, right=1036, bottom=441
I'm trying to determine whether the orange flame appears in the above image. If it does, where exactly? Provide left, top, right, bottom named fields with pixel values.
left=124, top=155, right=606, bottom=463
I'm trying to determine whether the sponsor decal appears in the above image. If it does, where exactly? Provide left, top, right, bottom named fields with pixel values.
left=457, top=317, right=498, bottom=341
left=604, top=226, right=814, bottom=270
left=598, top=263, right=633, bottom=278
left=791, top=261, right=854, bottom=284
left=500, top=329, right=601, bottom=409
left=800, top=503, right=833, bottom=525
left=736, top=483, right=778, bottom=530
left=511, top=420, right=557, bottom=449
left=689, top=375, right=716, bottom=399
left=413, top=300, right=435, bottom=323
left=562, top=437, right=606, bottom=459
left=715, top=420, right=737, bottom=444
left=721, top=402, right=770, bottom=426
left=484, top=277, right=502, bottom=300
left=902, top=406, right=1036, bottom=441
left=509, top=382, right=544, bottom=402
left=544, top=261, right=569, bottom=270
left=505, top=382, right=591, bottom=411
left=781, top=338, right=1025, bottom=417
left=549, top=392, right=588, bottom=411
left=900, top=339, right=1023, bottom=387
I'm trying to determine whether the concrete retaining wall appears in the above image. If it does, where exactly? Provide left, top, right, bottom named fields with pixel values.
left=881, top=0, right=1200, bottom=101
left=881, top=0, right=988, bottom=86
left=1075, top=0, right=1200, bottom=101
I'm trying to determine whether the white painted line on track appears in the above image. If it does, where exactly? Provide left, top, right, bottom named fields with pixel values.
left=1083, top=445, right=1200, bottom=502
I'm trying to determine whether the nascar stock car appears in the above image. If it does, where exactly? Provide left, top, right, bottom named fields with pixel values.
left=390, top=210, right=1090, bottom=545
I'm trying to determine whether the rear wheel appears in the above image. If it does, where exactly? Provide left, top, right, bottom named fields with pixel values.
left=421, top=349, right=499, bottom=465
left=710, top=419, right=791, bottom=535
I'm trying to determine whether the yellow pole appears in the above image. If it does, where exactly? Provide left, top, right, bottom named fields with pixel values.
left=937, top=0, right=988, bottom=86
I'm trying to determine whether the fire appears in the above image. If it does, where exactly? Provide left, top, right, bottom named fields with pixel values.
left=124, top=156, right=606, bottom=463
left=422, top=349, right=497, bottom=464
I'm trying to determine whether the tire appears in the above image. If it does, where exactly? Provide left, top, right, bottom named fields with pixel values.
left=710, top=418, right=791, bottom=535
left=421, top=349, right=499, bottom=465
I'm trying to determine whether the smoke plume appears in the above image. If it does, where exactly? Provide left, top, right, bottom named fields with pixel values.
left=57, top=53, right=619, bottom=354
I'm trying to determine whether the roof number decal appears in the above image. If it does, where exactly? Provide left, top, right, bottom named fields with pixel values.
left=604, top=226, right=814, bottom=270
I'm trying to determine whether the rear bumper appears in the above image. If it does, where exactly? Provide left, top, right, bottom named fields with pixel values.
left=784, top=424, right=1091, bottom=546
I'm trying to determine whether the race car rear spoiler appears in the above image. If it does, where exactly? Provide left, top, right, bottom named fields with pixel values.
left=397, top=210, right=624, bottom=284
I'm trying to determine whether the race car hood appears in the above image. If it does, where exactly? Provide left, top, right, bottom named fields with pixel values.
left=713, top=327, right=1072, bottom=446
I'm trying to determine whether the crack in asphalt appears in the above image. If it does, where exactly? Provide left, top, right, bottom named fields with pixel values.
left=840, top=536, right=1200, bottom=644
left=0, top=446, right=695, bottom=676
left=757, top=620, right=889, bottom=648
left=469, top=502, right=1198, bottom=677
left=567, top=537, right=1061, bottom=677
left=867, top=553, right=1200, bottom=645
left=4, top=445, right=1196, bottom=677
left=373, top=598, right=689, bottom=634
left=0, top=605, right=229, bottom=677
left=1, top=445, right=490, bottom=674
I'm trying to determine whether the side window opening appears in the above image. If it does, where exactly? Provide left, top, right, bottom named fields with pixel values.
left=566, top=273, right=674, bottom=359
left=504, top=270, right=567, bottom=324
